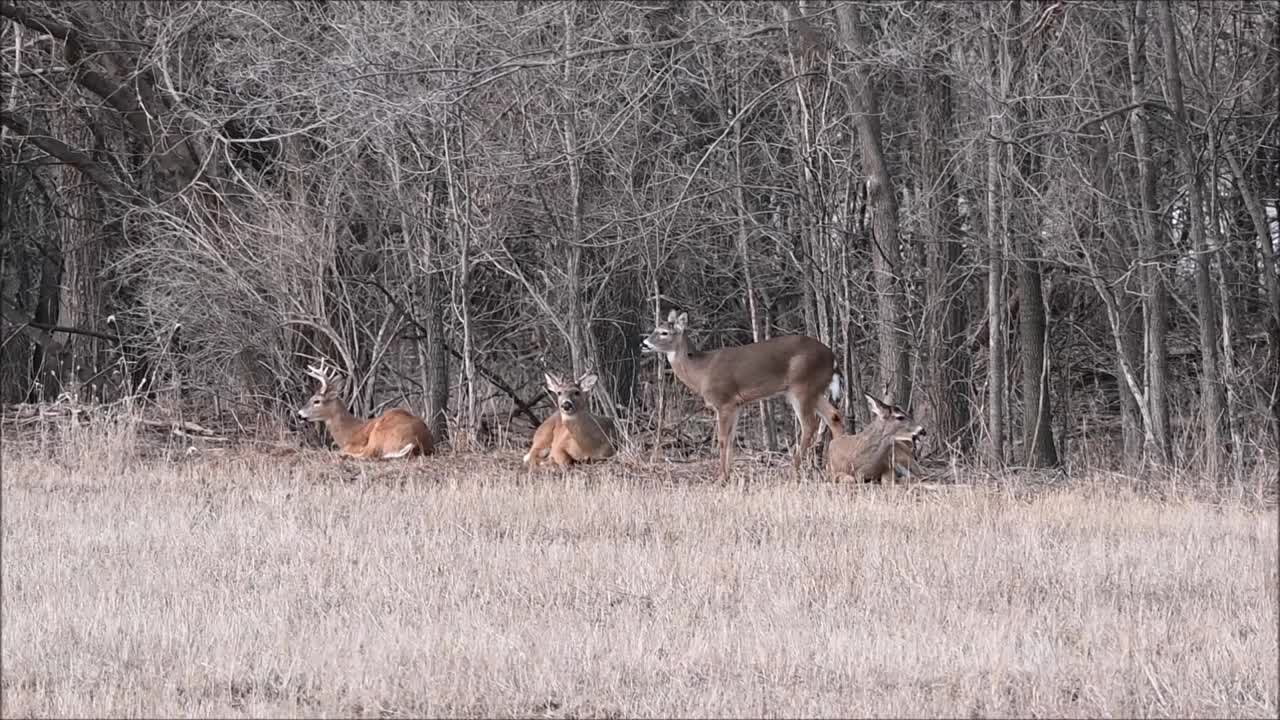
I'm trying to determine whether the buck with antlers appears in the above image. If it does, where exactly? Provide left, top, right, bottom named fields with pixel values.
left=523, top=371, right=617, bottom=467
left=297, top=361, right=434, bottom=459
left=642, top=310, right=843, bottom=481
left=827, top=393, right=927, bottom=484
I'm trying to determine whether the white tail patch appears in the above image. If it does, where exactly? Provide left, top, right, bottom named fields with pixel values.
left=828, top=372, right=844, bottom=403
left=386, top=443, right=417, bottom=459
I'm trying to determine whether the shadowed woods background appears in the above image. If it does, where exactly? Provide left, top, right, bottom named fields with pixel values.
left=1, top=0, right=1277, bottom=484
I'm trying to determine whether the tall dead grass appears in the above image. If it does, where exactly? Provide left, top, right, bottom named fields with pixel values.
left=2, top=426, right=1276, bottom=718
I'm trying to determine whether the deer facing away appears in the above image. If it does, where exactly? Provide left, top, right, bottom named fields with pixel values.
left=297, top=362, right=434, bottom=459
left=642, top=310, right=843, bottom=480
left=827, top=393, right=926, bottom=484
left=523, top=372, right=617, bottom=467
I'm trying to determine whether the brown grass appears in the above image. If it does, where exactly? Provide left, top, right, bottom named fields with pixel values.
left=2, top=423, right=1277, bottom=718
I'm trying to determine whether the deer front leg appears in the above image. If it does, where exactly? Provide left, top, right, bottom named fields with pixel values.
left=793, top=406, right=822, bottom=476
left=340, top=443, right=380, bottom=460
left=715, top=406, right=740, bottom=483
left=524, top=418, right=557, bottom=466
left=785, top=394, right=823, bottom=480
left=523, top=442, right=550, bottom=466
left=549, top=444, right=576, bottom=468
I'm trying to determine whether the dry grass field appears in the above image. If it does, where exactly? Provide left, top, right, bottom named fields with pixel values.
left=2, top=419, right=1277, bottom=718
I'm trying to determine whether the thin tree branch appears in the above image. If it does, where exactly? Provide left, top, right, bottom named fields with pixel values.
left=0, top=110, right=136, bottom=199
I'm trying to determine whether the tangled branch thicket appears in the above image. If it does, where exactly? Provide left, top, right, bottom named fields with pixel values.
left=2, top=1, right=1277, bottom=483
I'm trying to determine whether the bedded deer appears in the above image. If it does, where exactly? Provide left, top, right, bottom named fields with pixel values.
left=297, top=361, right=434, bottom=459
left=827, top=393, right=926, bottom=484
left=642, top=310, right=843, bottom=481
left=523, top=372, right=617, bottom=467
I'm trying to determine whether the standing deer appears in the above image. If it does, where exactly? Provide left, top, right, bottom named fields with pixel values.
left=523, top=372, right=617, bottom=467
left=297, top=361, right=434, bottom=459
left=827, top=393, right=927, bottom=484
left=641, top=310, right=843, bottom=481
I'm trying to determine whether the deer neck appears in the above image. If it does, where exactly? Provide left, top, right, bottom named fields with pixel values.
left=323, top=404, right=363, bottom=447
left=667, top=337, right=710, bottom=391
left=864, top=423, right=904, bottom=456
left=561, top=410, right=593, bottom=433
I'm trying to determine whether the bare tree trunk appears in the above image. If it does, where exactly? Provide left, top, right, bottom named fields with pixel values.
left=733, top=119, right=776, bottom=453
left=421, top=181, right=450, bottom=445
left=919, top=5, right=971, bottom=452
left=1268, top=10, right=1280, bottom=466
left=1117, top=286, right=1145, bottom=460
left=424, top=284, right=450, bottom=445
left=29, top=238, right=63, bottom=401
left=1127, top=0, right=1172, bottom=463
left=1101, top=125, right=1145, bottom=463
left=780, top=1, right=819, bottom=447
left=835, top=2, right=910, bottom=405
left=997, top=0, right=1059, bottom=469
left=1015, top=231, right=1059, bottom=467
left=1158, top=0, right=1227, bottom=477
left=983, top=12, right=1006, bottom=465
left=443, top=117, right=476, bottom=449
left=1224, top=144, right=1280, bottom=461
left=54, top=100, right=103, bottom=403
left=560, top=2, right=588, bottom=379
left=1206, top=128, right=1244, bottom=483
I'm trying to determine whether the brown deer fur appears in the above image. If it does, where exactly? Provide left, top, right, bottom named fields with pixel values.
left=642, top=310, right=843, bottom=480
left=826, top=393, right=926, bottom=484
left=297, top=362, right=434, bottom=459
left=524, top=372, right=616, bottom=467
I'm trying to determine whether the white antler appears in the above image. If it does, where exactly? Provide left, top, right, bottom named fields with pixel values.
left=304, top=360, right=339, bottom=396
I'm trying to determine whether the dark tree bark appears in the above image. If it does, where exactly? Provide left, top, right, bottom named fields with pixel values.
left=0, top=2, right=207, bottom=192
left=424, top=228, right=451, bottom=444
left=983, top=8, right=1007, bottom=465
left=835, top=2, right=910, bottom=406
left=1014, top=232, right=1059, bottom=468
left=1126, top=0, right=1172, bottom=463
left=1157, top=0, right=1227, bottom=475
left=1008, top=0, right=1059, bottom=468
left=919, top=4, right=971, bottom=451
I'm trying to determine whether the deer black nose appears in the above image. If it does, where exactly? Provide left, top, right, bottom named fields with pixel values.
left=560, top=400, right=574, bottom=412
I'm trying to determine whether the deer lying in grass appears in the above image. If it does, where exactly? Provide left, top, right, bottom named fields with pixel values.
left=642, top=310, right=843, bottom=481
left=826, top=393, right=926, bottom=484
left=523, top=372, right=617, bottom=467
left=297, top=362, right=434, bottom=459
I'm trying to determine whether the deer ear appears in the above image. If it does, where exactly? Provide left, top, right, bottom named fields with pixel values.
left=545, top=373, right=562, bottom=392
left=578, top=373, right=598, bottom=393
left=666, top=309, right=678, bottom=324
left=864, top=393, right=887, bottom=418
left=674, top=312, right=688, bottom=331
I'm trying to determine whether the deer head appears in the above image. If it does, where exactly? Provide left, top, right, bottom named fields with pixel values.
left=298, top=361, right=346, bottom=422
left=641, top=309, right=687, bottom=357
left=864, top=393, right=927, bottom=445
left=545, top=372, right=599, bottom=417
